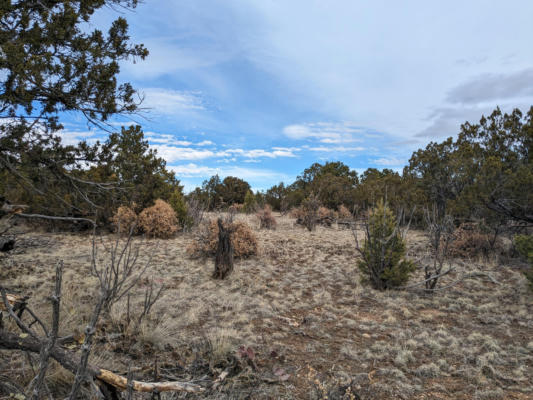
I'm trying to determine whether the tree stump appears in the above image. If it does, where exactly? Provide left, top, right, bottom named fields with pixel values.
left=213, top=218, right=234, bottom=279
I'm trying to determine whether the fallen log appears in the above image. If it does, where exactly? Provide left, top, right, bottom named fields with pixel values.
left=0, top=329, right=205, bottom=394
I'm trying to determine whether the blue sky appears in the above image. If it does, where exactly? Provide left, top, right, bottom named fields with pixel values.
left=62, top=0, right=533, bottom=192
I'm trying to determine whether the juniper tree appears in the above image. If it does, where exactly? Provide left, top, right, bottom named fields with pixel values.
left=0, top=0, right=148, bottom=220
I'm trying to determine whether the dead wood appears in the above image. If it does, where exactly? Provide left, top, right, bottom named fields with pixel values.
left=213, top=218, right=234, bottom=279
left=0, top=329, right=205, bottom=394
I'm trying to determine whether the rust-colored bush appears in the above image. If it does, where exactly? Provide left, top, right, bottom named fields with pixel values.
left=448, top=223, right=494, bottom=259
left=338, top=204, right=352, bottom=220
left=317, top=207, right=337, bottom=227
left=138, top=199, right=179, bottom=238
left=256, top=205, right=277, bottom=230
left=187, top=218, right=258, bottom=258
left=110, top=205, right=138, bottom=235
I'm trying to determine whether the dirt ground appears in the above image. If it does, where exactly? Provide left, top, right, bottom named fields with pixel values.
left=1, top=213, right=532, bottom=399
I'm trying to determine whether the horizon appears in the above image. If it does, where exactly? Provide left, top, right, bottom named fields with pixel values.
left=60, top=0, right=533, bottom=192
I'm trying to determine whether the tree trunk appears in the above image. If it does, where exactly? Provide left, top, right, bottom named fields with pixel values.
left=213, top=218, right=233, bottom=279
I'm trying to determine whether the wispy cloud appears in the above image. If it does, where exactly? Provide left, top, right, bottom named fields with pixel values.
left=305, top=145, right=364, bottom=152
left=373, top=156, right=405, bottom=166
left=153, top=144, right=299, bottom=162
left=169, top=163, right=292, bottom=182
left=141, top=88, right=205, bottom=115
left=283, top=122, right=364, bottom=143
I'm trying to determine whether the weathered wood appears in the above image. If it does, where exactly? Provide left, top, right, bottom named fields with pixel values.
left=213, top=218, right=233, bottom=279
left=0, top=329, right=205, bottom=394
left=0, top=293, right=27, bottom=315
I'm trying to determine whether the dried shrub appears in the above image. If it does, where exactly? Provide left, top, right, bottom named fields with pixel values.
left=448, top=223, right=493, bottom=259
left=256, top=205, right=277, bottom=230
left=317, top=206, right=337, bottom=227
left=187, top=218, right=258, bottom=258
left=338, top=204, right=352, bottom=220
left=138, top=199, right=179, bottom=238
left=228, top=203, right=244, bottom=213
left=289, top=206, right=304, bottom=220
left=292, top=194, right=321, bottom=231
left=110, top=205, right=138, bottom=235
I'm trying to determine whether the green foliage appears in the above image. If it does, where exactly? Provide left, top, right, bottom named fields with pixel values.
left=0, top=0, right=147, bottom=223
left=514, top=234, right=533, bottom=289
left=219, top=176, right=251, bottom=205
left=197, top=175, right=252, bottom=210
left=169, top=189, right=192, bottom=230
left=357, top=201, right=415, bottom=290
left=243, top=190, right=256, bottom=213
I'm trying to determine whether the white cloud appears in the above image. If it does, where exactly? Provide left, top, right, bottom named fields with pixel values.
left=169, top=163, right=292, bottom=182
left=225, top=148, right=298, bottom=158
left=141, top=88, right=205, bottom=115
left=152, top=145, right=216, bottom=162
left=306, top=145, right=364, bottom=152
left=197, top=140, right=214, bottom=146
left=152, top=144, right=299, bottom=162
left=59, top=130, right=100, bottom=146
left=372, top=156, right=405, bottom=166
left=283, top=122, right=364, bottom=143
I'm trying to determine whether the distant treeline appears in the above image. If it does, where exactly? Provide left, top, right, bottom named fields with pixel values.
left=1, top=107, right=532, bottom=235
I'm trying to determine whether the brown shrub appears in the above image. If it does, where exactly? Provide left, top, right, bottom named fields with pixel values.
left=187, top=218, right=258, bottom=258
left=448, top=223, right=493, bottom=259
left=256, top=205, right=277, bottom=230
left=338, top=204, right=352, bottom=220
left=110, top=205, right=138, bottom=235
left=289, top=206, right=305, bottom=220
left=138, top=199, right=179, bottom=238
left=317, top=207, right=337, bottom=226
left=229, top=203, right=244, bottom=213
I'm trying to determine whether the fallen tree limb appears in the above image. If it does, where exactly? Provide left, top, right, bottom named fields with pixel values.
left=0, top=329, right=205, bottom=394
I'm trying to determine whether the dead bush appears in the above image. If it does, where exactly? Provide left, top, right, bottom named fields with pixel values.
left=292, top=198, right=336, bottom=230
left=138, top=199, right=179, bottom=238
left=256, top=205, right=277, bottom=230
left=448, top=223, right=494, bottom=259
left=187, top=218, right=258, bottom=258
left=110, top=205, right=138, bottom=235
left=338, top=204, right=352, bottom=220
left=228, top=203, right=244, bottom=213
left=317, top=206, right=337, bottom=227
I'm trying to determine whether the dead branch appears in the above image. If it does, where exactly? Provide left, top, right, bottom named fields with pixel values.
left=30, top=261, right=62, bottom=400
left=0, top=329, right=205, bottom=393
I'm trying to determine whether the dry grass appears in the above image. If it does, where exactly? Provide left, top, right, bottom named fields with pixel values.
left=1, top=212, right=532, bottom=399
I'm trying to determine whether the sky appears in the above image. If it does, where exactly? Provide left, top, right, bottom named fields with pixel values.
left=62, top=0, right=533, bottom=192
